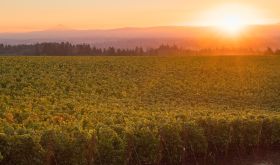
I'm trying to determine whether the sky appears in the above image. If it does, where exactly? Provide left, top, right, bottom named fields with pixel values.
left=0, top=0, right=279, bottom=32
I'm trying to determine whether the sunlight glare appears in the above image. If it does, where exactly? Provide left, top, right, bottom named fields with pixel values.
left=192, top=3, right=269, bottom=36
left=216, top=13, right=245, bottom=35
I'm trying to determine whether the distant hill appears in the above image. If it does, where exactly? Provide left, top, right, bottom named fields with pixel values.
left=0, top=25, right=280, bottom=49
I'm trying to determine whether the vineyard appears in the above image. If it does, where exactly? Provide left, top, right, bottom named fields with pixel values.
left=0, top=56, right=280, bottom=165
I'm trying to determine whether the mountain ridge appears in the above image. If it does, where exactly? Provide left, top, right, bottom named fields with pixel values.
left=0, top=25, right=280, bottom=49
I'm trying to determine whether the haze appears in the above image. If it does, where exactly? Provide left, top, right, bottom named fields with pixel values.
left=1, top=0, right=279, bottom=32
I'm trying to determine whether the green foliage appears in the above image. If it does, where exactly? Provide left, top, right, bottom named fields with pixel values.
left=95, top=124, right=125, bottom=164
left=0, top=56, right=279, bottom=164
left=40, top=129, right=90, bottom=165
left=0, top=134, right=44, bottom=165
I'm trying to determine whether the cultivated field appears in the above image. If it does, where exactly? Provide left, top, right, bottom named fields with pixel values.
left=0, top=56, right=280, bottom=165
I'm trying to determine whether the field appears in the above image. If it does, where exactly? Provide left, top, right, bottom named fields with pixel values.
left=0, top=56, right=280, bottom=165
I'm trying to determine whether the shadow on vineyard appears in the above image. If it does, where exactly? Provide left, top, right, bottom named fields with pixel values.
left=224, top=151, right=280, bottom=165
left=0, top=56, right=279, bottom=165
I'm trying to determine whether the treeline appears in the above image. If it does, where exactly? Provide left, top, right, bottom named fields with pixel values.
left=0, top=42, right=279, bottom=56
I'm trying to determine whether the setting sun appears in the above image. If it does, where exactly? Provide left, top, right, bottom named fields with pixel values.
left=216, top=13, right=246, bottom=35
left=191, top=3, right=272, bottom=36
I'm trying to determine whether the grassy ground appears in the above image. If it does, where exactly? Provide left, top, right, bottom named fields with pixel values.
left=0, top=56, right=279, bottom=165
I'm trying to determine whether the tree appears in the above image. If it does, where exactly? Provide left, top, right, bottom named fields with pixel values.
left=264, top=47, right=274, bottom=55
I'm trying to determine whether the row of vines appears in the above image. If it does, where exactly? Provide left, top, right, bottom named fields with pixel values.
left=0, top=56, right=280, bottom=164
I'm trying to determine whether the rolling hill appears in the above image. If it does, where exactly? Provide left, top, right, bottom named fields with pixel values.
left=0, top=25, right=280, bottom=49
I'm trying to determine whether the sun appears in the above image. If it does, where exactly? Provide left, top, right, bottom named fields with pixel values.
left=191, top=3, right=268, bottom=36
left=216, top=13, right=246, bottom=35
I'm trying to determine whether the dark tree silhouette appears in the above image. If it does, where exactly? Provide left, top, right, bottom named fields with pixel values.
left=0, top=42, right=274, bottom=56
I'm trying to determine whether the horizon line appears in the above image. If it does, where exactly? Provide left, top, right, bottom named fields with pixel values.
left=0, top=23, right=279, bottom=34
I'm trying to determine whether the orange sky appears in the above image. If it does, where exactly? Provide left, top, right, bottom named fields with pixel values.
left=0, top=0, right=279, bottom=32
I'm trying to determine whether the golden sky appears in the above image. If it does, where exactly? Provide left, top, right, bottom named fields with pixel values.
left=0, top=0, right=279, bottom=32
